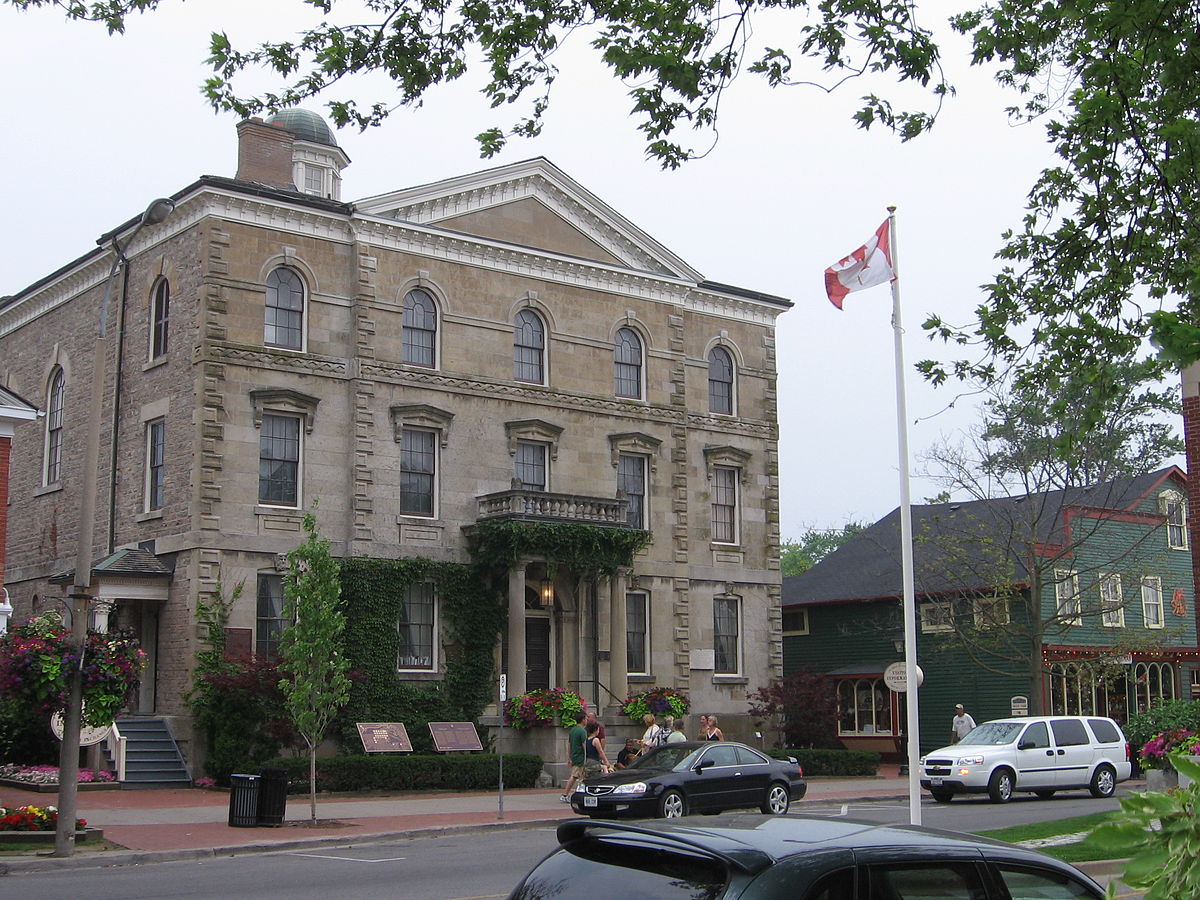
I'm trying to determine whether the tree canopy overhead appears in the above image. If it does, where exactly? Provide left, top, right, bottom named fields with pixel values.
left=12, top=0, right=1200, bottom=410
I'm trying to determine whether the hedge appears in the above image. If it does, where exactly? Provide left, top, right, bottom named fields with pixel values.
left=236, top=753, right=545, bottom=793
left=768, top=748, right=880, bottom=777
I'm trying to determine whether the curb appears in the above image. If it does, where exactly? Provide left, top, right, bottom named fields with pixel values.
left=0, top=816, right=568, bottom=874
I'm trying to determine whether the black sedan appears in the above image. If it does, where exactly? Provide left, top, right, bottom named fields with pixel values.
left=570, top=741, right=805, bottom=818
left=506, top=815, right=1106, bottom=899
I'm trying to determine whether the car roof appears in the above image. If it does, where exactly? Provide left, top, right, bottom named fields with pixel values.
left=556, top=814, right=1094, bottom=877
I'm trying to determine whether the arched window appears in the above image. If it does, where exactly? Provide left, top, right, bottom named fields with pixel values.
left=836, top=678, right=893, bottom=735
left=708, top=346, right=734, bottom=414
left=44, top=367, right=65, bottom=485
left=1132, top=661, right=1175, bottom=713
left=513, top=309, right=545, bottom=383
left=614, top=327, right=642, bottom=399
left=263, top=267, right=305, bottom=351
left=150, top=278, right=170, bottom=358
left=402, top=288, right=438, bottom=368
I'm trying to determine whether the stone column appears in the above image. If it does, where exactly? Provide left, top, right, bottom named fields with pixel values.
left=92, top=599, right=115, bottom=634
left=507, top=566, right=527, bottom=697
left=608, top=568, right=629, bottom=706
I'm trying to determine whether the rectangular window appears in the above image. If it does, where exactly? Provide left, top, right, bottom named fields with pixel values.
left=782, top=608, right=809, bottom=635
left=711, top=465, right=738, bottom=544
left=256, top=574, right=287, bottom=660
left=1142, top=576, right=1164, bottom=629
left=398, top=582, right=436, bottom=671
left=713, top=596, right=740, bottom=674
left=626, top=591, right=648, bottom=674
left=1163, top=491, right=1188, bottom=549
left=259, top=413, right=300, bottom=506
left=151, top=280, right=169, bottom=358
left=515, top=441, right=547, bottom=491
left=399, top=427, right=436, bottom=517
left=145, top=419, right=165, bottom=511
left=973, top=595, right=1010, bottom=628
left=1054, top=569, right=1081, bottom=626
left=303, top=165, right=325, bottom=196
left=1100, top=573, right=1125, bottom=627
left=919, top=599, right=953, bottom=633
left=618, top=453, right=647, bottom=529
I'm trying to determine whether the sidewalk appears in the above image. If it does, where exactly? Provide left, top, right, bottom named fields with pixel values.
left=0, top=768, right=913, bottom=871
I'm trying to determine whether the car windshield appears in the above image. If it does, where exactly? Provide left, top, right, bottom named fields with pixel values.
left=631, top=745, right=703, bottom=771
left=958, top=722, right=1023, bottom=745
left=509, top=837, right=727, bottom=899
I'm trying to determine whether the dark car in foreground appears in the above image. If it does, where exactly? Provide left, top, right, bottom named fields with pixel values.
left=570, top=741, right=805, bottom=819
left=506, top=815, right=1105, bottom=899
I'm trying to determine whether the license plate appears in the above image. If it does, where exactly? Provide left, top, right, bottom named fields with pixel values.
left=931, top=777, right=943, bottom=786
left=584, top=796, right=598, bottom=807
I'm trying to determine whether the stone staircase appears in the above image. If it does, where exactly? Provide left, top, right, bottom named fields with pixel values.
left=113, top=717, right=191, bottom=787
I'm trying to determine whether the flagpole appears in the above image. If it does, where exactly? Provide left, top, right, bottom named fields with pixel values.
left=887, top=206, right=922, bottom=826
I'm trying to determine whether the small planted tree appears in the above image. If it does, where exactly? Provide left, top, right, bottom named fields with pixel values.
left=279, top=509, right=350, bottom=822
left=747, top=669, right=840, bottom=750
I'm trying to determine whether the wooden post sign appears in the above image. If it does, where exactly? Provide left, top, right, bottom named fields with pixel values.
left=428, top=722, right=483, bottom=752
left=356, top=722, right=414, bottom=754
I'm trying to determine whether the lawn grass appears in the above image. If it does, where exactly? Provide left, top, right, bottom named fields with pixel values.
left=973, top=810, right=1121, bottom=863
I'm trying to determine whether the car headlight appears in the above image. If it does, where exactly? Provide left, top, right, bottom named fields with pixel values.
left=572, top=783, right=586, bottom=793
left=612, top=782, right=648, bottom=794
left=956, top=755, right=984, bottom=766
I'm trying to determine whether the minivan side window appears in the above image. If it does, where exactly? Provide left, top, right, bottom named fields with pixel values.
left=1087, top=718, right=1121, bottom=743
left=1051, top=719, right=1090, bottom=747
left=1020, top=721, right=1050, bottom=749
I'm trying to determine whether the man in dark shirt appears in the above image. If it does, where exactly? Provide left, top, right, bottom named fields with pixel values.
left=560, top=710, right=588, bottom=801
left=616, top=737, right=640, bottom=768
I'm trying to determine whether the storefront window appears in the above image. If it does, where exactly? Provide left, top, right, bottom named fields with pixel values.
left=836, top=678, right=894, bottom=735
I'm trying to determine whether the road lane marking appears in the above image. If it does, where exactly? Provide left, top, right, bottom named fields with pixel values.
left=287, top=852, right=407, bottom=863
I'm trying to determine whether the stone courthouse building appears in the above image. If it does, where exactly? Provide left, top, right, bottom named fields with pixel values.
left=0, top=111, right=790, bottom=769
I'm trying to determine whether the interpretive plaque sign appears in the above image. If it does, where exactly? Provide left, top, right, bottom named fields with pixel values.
left=356, top=722, right=413, bottom=753
left=429, top=721, right=483, bottom=752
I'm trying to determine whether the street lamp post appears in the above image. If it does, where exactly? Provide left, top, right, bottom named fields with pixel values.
left=55, top=198, right=174, bottom=857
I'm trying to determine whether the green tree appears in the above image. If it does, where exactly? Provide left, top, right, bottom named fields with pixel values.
left=280, top=509, right=351, bottom=822
left=781, top=522, right=865, bottom=576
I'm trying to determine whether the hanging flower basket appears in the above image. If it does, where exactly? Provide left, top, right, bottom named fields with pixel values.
left=504, top=688, right=587, bottom=730
left=0, top=615, right=146, bottom=728
left=621, top=686, right=689, bottom=722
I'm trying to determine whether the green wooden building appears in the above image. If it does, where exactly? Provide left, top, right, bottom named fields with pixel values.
left=783, top=467, right=1199, bottom=758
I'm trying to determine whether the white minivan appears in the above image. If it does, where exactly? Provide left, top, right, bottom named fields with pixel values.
left=919, top=715, right=1132, bottom=803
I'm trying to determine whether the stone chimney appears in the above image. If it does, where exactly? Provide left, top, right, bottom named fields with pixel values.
left=236, top=118, right=296, bottom=190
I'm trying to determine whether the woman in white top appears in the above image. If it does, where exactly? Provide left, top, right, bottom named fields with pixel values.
left=640, top=713, right=665, bottom=751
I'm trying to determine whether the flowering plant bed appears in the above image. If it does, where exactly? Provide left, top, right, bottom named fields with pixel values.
left=621, top=686, right=689, bottom=722
left=0, top=805, right=86, bottom=832
left=0, top=765, right=119, bottom=792
left=1139, top=728, right=1200, bottom=769
left=503, top=688, right=586, bottom=730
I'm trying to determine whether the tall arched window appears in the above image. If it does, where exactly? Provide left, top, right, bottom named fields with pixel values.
left=708, top=346, right=734, bottom=414
left=263, top=267, right=305, bottom=351
left=44, top=367, right=65, bottom=485
left=1132, top=661, right=1175, bottom=713
left=402, top=288, right=438, bottom=368
left=836, top=678, right=893, bottom=735
left=614, top=327, right=642, bottom=399
left=150, top=278, right=170, bottom=358
left=513, top=309, right=545, bottom=383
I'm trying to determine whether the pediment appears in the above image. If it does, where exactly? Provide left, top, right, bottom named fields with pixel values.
left=354, top=158, right=700, bottom=280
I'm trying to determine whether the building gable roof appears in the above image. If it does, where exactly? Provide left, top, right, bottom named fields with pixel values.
left=783, top=466, right=1186, bottom=608
left=354, top=157, right=703, bottom=280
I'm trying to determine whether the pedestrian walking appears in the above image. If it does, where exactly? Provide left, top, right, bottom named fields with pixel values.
left=584, top=721, right=611, bottom=776
left=951, top=703, right=976, bottom=743
left=561, top=710, right=588, bottom=801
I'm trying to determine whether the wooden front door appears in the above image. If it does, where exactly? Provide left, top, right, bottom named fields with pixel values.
left=525, top=617, right=551, bottom=691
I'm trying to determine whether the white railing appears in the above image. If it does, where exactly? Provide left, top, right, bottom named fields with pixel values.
left=106, top=722, right=127, bottom=782
left=477, top=489, right=630, bottom=526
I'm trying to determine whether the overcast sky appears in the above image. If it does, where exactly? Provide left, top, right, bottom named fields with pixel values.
left=4, top=1, right=1167, bottom=538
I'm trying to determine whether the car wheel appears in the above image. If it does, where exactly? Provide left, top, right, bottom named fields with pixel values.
left=930, top=788, right=954, bottom=803
left=760, top=782, right=791, bottom=815
left=988, top=768, right=1015, bottom=803
left=658, top=789, right=687, bottom=818
left=1089, top=764, right=1117, bottom=798
left=1034, top=790, right=1055, bottom=800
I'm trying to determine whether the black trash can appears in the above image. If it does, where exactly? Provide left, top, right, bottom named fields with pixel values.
left=257, top=767, right=289, bottom=826
left=228, top=773, right=261, bottom=827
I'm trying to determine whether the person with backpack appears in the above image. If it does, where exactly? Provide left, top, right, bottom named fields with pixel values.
left=640, top=713, right=666, bottom=751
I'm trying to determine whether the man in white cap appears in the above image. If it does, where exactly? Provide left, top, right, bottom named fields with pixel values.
left=951, top=703, right=976, bottom=743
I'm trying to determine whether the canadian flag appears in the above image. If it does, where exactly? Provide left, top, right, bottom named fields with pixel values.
left=824, top=219, right=894, bottom=309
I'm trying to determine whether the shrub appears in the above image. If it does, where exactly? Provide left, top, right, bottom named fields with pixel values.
left=767, top=748, right=880, bottom=777
left=621, top=687, right=688, bottom=722
left=504, top=688, right=586, bottom=730
left=747, top=669, right=841, bottom=749
left=1122, top=698, right=1200, bottom=765
left=0, top=692, right=58, bottom=765
left=233, top=752, right=545, bottom=792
